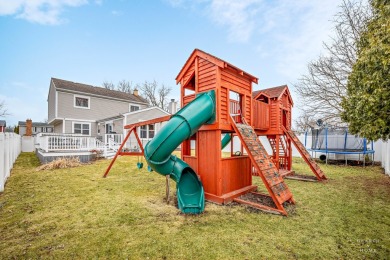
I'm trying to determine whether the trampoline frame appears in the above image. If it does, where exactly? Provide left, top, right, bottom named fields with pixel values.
left=305, top=128, right=375, bottom=166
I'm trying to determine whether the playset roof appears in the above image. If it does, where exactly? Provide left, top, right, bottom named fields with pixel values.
left=176, top=49, right=258, bottom=84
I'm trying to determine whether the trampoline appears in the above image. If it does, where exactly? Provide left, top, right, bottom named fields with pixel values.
left=305, top=127, right=375, bottom=166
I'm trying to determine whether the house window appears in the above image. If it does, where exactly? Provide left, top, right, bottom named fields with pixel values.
left=74, top=95, right=90, bottom=109
left=140, top=124, right=155, bottom=139
left=73, top=122, right=90, bottom=135
left=148, top=124, right=155, bottom=138
left=130, top=105, right=140, bottom=112
left=140, top=125, right=147, bottom=139
left=105, top=123, right=113, bottom=134
left=47, top=127, right=53, bottom=133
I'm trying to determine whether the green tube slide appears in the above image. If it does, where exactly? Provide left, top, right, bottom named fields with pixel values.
left=221, top=133, right=232, bottom=150
left=144, top=90, right=216, bottom=214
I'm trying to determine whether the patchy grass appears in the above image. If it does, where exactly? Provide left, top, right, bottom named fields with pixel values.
left=0, top=153, right=389, bottom=259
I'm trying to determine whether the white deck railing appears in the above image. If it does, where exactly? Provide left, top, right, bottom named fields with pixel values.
left=1, top=133, right=22, bottom=192
left=104, top=134, right=123, bottom=146
left=36, top=133, right=106, bottom=152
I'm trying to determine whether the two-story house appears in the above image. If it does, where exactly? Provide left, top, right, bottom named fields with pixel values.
left=47, top=77, right=170, bottom=142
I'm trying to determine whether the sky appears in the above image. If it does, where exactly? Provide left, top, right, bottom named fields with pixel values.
left=0, top=0, right=343, bottom=127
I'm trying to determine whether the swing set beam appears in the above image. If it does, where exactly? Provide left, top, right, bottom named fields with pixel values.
left=103, top=115, right=171, bottom=178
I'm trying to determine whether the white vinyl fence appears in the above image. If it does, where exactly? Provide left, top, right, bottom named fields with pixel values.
left=0, top=133, right=22, bottom=192
left=382, top=141, right=390, bottom=175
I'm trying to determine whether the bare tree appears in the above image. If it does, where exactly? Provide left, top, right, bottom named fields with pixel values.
left=138, top=80, right=172, bottom=110
left=117, top=80, right=133, bottom=93
left=102, top=81, right=115, bottom=90
left=0, top=100, right=9, bottom=117
left=294, top=111, right=318, bottom=131
left=158, top=84, right=171, bottom=110
left=294, top=0, right=372, bottom=130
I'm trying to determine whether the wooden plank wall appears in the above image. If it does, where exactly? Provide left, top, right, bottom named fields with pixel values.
left=269, top=100, right=279, bottom=131
left=221, top=157, right=251, bottom=194
left=198, top=58, right=217, bottom=92
left=244, top=95, right=251, bottom=125
left=197, top=131, right=220, bottom=195
left=183, top=94, right=195, bottom=107
left=220, top=87, right=228, bottom=124
left=183, top=156, right=198, bottom=172
left=220, top=69, right=251, bottom=93
left=253, top=100, right=269, bottom=129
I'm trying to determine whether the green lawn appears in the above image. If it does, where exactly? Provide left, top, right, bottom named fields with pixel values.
left=0, top=153, right=389, bottom=259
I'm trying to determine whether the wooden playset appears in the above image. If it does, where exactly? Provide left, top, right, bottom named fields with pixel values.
left=104, top=49, right=326, bottom=216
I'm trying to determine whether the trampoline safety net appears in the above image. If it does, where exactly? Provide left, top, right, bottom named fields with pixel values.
left=307, top=128, right=373, bottom=153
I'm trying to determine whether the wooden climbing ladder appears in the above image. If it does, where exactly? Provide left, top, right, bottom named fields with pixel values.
left=231, top=117, right=295, bottom=216
left=283, top=126, right=327, bottom=181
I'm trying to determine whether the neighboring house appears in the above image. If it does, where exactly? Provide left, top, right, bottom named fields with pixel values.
left=47, top=78, right=151, bottom=138
left=0, top=120, right=5, bottom=133
left=18, top=120, right=54, bottom=136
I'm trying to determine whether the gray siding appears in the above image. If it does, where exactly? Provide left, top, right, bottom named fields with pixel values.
left=54, top=122, right=63, bottom=133
left=113, top=118, right=123, bottom=134
left=57, top=91, right=147, bottom=120
left=48, top=82, right=56, bottom=122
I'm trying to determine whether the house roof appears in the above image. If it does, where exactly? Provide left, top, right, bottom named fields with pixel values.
left=18, top=121, right=53, bottom=127
left=176, top=49, right=258, bottom=84
left=97, top=106, right=170, bottom=123
left=51, top=78, right=148, bottom=104
left=0, top=120, right=5, bottom=127
left=252, top=85, right=294, bottom=106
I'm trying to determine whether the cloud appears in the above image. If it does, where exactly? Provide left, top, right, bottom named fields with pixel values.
left=167, top=0, right=341, bottom=81
left=111, top=10, right=123, bottom=16
left=0, top=0, right=88, bottom=25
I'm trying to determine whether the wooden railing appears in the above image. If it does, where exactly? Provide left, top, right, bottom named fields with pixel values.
left=230, top=99, right=241, bottom=123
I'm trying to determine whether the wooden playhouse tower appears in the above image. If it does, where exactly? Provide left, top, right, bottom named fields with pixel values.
left=104, top=49, right=326, bottom=215
left=175, top=49, right=297, bottom=215
left=252, top=86, right=327, bottom=181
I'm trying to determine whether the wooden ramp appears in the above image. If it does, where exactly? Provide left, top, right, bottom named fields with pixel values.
left=231, top=118, right=294, bottom=216
left=283, top=127, right=327, bottom=181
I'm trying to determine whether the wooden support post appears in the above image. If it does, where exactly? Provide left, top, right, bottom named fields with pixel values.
left=166, top=175, right=170, bottom=204
left=103, top=127, right=134, bottom=178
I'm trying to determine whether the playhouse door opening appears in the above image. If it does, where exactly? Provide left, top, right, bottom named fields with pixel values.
left=282, top=110, right=287, bottom=128
left=229, top=90, right=242, bottom=123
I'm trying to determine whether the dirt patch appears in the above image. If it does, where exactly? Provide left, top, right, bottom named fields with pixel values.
left=286, top=174, right=318, bottom=181
left=239, top=192, right=277, bottom=208
left=345, top=174, right=390, bottom=196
